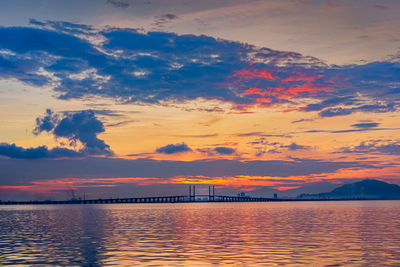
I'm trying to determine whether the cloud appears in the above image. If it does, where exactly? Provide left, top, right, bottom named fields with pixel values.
left=248, top=138, right=308, bottom=156
left=235, top=132, right=264, bottom=137
left=325, top=2, right=343, bottom=8
left=300, top=96, right=356, bottom=112
left=33, top=109, right=58, bottom=134
left=173, top=133, right=218, bottom=138
left=318, top=103, right=396, bottom=117
left=374, top=4, right=388, bottom=9
left=340, top=140, right=400, bottom=155
left=152, top=14, right=179, bottom=29
left=214, top=146, right=236, bottom=155
left=0, top=21, right=399, bottom=116
left=156, top=143, right=191, bottom=154
left=319, top=107, right=353, bottom=117
left=281, top=142, right=309, bottom=151
left=106, top=119, right=136, bottom=127
left=0, top=143, right=83, bottom=159
left=351, top=122, right=379, bottom=128
left=291, top=118, right=314, bottom=124
left=0, top=109, right=112, bottom=159
left=235, top=132, right=291, bottom=138
left=0, top=157, right=377, bottom=184
left=299, top=125, right=398, bottom=134
left=107, top=0, right=131, bottom=8
left=300, top=96, right=392, bottom=118
left=34, top=109, right=113, bottom=155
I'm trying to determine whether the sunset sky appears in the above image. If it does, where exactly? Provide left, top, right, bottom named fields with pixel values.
left=1, top=0, right=400, bottom=200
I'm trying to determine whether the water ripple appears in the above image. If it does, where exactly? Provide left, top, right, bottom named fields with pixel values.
left=0, top=201, right=400, bottom=266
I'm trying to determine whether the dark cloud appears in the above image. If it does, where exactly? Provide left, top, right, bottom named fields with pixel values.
left=340, top=140, right=400, bottom=155
left=107, top=0, right=131, bottom=8
left=249, top=138, right=307, bottom=155
left=351, top=122, right=379, bottom=128
left=0, top=21, right=399, bottom=115
left=173, top=134, right=218, bottom=138
left=291, top=118, right=314, bottom=124
left=214, top=146, right=235, bottom=155
left=235, top=132, right=264, bottom=137
left=282, top=142, right=309, bottom=151
left=235, top=132, right=291, bottom=138
left=267, top=149, right=281, bottom=154
left=106, top=120, right=136, bottom=127
left=90, top=109, right=125, bottom=117
left=156, top=143, right=191, bottom=154
left=300, top=125, right=398, bottom=134
left=34, top=109, right=113, bottom=156
left=0, top=143, right=83, bottom=159
left=262, top=134, right=292, bottom=138
left=300, top=96, right=356, bottom=112
left=374, top=4, right=388, bottom=9
left=152, top=14, right=179, bottom=29
left=357, top=35, right=370, bottom=39
left=33, top=109, right=58, bottom=134
left=319, top=107, right=353, bottom=117
left=196, top=148, right=214, bottom=156
left=162, top=14, right=177, bottom=20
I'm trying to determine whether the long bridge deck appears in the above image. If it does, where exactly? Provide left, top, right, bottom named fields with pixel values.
left=2, top=185, right=280, bottom=205
left=0, top=185, right=374, bottom=205
left=0, top=195, right=279, bottom=205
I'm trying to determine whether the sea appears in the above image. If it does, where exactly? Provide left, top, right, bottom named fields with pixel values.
left=1, top=201, right=400, bottom=266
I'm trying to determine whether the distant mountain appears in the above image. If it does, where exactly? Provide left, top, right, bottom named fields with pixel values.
left=282, top=181, right=342, bottom=197
left=297, top=179, right=400, bottom=200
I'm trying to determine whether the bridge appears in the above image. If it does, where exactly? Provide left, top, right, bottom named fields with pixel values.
left=0, top=185, right=281, bottom=205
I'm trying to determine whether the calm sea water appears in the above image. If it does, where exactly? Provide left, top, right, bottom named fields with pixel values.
left=0, top=201, right=400, bottom=266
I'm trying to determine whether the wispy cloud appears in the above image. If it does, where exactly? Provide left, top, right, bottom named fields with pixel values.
left=152, top=14, right=179, bottom=29
left=351, top=122, right=379, bottom=129
left=325, top=2, right=343, bottom=8
left=107, top=0, right=131, bottom=8
left=340, top=139, right=400, bottom=155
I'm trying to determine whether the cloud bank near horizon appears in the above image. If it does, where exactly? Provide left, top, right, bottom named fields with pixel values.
left=0, top=155, right=387, bottom=200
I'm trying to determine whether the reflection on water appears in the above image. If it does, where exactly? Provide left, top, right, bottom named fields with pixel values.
left=1, top=201, right=400, bottom=266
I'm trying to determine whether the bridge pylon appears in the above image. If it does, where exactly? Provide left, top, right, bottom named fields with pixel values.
left=209, top=185, right=215, bottom=201
left=189, top=185, right=196, bottom=201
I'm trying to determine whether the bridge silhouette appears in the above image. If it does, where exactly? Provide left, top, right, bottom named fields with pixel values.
left=0, top=185, right=281, bottom=205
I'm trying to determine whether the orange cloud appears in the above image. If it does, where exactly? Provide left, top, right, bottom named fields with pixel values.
left=325, top=2, right=343, bottom=8
left=232, top=68, right=278, bottom=80
left=3, top=164, right=399, bottom=198
left=230, top=66, right=333, bottom=108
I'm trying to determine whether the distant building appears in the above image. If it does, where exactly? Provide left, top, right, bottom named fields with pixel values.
left=238, top=192, right=250, bottom=198
left=274, top=193, right=278, bottom=199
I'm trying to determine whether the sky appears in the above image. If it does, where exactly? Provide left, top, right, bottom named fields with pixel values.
left=1, top=0, right=400, bottom=200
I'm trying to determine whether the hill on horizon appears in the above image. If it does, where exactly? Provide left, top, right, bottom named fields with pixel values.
left=297, top=179, right=400, bottom=200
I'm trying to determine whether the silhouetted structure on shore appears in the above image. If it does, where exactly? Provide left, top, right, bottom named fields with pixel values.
left=297, top=179, right=400, bottom=200
left=2, top=180, right=399, bottom=205
left=1, top=185, right=278, bottom=205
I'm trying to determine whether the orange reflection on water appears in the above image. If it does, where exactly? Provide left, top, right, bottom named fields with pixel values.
left=1, top=202, right=400, bottom=265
